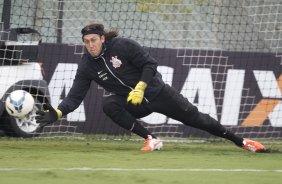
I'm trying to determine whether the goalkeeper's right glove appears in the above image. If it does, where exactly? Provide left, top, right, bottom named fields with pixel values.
left=127, top=81, right=147, bottom=105
left=35, top=104, right=62, bottom=127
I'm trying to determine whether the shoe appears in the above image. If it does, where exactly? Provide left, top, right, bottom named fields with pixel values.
left=141, top=135, right=163, bottom=152
left=242, top=138, right=266, bottom=152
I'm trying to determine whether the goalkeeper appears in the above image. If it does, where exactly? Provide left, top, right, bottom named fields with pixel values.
left=36, top=23, right=266, bottom=152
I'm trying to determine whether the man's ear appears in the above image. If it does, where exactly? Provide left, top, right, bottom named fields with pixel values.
left=101, top=35, right=105, bottom=43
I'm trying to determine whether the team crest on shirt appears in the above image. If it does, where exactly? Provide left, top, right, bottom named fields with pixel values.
left=110, top=56, right=122, bottom=68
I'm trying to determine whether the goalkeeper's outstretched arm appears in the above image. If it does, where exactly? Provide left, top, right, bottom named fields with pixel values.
left=36, top=68, right=91, bottom=127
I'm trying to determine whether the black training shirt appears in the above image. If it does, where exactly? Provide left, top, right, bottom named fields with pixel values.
left=58, top=37, right=165, bottom=115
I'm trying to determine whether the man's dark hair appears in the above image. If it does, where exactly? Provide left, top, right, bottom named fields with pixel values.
left=81, top=23, right=118, bottom=40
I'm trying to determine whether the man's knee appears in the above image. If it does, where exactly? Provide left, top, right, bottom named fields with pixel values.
left=102, top=96, right=136, bottom=129
left=102, top=96, right=124, bottom=115
left=183, top=107, right=211, bottom=129
left=186, top=105, right=200, bottom=122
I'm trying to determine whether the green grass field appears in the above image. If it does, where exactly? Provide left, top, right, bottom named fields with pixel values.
left=0, top=137, right=282, bottom=184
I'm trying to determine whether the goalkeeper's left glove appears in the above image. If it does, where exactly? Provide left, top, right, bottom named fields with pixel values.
left=127, top=81, right=147, bottom=105
left=35, top=104, right=62, bottom=127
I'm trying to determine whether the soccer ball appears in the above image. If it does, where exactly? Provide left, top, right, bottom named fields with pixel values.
left=5, top=90, right=35, bottom=119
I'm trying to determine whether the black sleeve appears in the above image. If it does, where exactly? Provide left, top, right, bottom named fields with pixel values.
left=140, top=67, right=155, bottom=84
left=57, top=68, right=91, bottom=116
left=126, top=39, right=158, bottom=83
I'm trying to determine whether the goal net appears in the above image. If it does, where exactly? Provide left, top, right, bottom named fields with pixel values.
left=0, top=0, right=281, bottom=140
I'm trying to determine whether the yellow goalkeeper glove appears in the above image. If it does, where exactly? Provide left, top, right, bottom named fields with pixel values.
left=127, top=81, right=147, bottom=105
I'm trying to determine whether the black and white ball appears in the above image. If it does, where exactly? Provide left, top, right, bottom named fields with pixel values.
left=5, top=90, right=35, bottom=119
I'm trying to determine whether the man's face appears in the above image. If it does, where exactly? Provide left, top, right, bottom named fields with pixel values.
left=83, top=34, right=105, bottom=57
